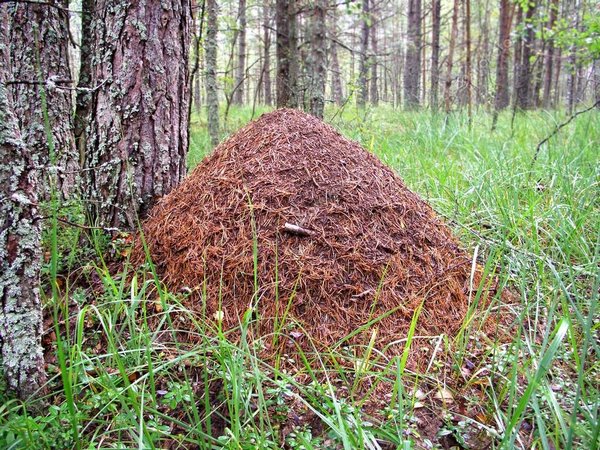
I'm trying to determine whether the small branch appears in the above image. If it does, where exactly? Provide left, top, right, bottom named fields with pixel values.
left=36, top=216, right=121, bottom=233
left=531, top=99, right=600, bottom=170
left=283, top=222, right=314, bottom=237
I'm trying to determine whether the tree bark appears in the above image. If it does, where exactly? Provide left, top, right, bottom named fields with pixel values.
left=542, top=0, right=559, bottom=108
left=276, top=0, right=298, bottom=108
left=7, top=0, right=78, bottom=200
left=263, top=0, right=272, bottom=106
left=0, top=12, right=45, bottom=399
left=494, top=0, right=513, bottom=112
left=465, top=0, right=472, bottom=121
left=233, top=0, right=247, bottom=105
left=74, top=0, right=93, bottom=169
left=404, top=0, right=421, bottom=109
left=515, top=1, right=536, bottom=110
left=430, top=0, right=441, bottom=109
left=308, top=0, right=326, bottom=118
left=370, top=10, right=379, bottom=106
left=444, top=0, right=459, bottom=113
left=357, top=0, right=370, bottom=108
left=85, top=0, right=192, bottom=229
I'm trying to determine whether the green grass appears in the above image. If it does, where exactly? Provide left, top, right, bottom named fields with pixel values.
left=1, top=105, right=598, bottom=449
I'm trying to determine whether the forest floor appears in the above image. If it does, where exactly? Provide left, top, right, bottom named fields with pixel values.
left=0, top=106, right=598, bottom=449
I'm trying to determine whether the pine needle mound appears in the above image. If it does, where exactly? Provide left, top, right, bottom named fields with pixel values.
left=136, top=109, right=501, bottom=365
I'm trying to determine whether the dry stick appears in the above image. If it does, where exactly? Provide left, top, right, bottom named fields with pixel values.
left=283, top=222, right=314, bottom=237
left=530, top=99, right=600, bottom=171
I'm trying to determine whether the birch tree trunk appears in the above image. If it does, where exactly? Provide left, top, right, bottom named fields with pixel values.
left=85, top=0, right=192, bottom=229
left=0, top=12, right=45, bottom=399
left=7, top=0, right=78, bottom=200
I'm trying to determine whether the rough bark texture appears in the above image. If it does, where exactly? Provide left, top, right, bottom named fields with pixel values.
left=74, top=0, right=93, bottom=164
left=494, top=0, right=513, bottom=111
left=206, top=0, right=220, bottom=146
left=233, top=0, right=246, bottom=105
left=357, top=0, right=370, bottom=108
left=430, top=0, right=441, bottom=109
left=403, top=0, right=421, bottom=109
left=308, top=0, right=326, bottom=118
left=85, top=0, right=192, bottom=229
left=276, top=0, right=298, bottom=108
left=7, top=0, right=78, bottom=199
left=465, top=0, right=472, bottom=120
left=0, top=12, right=45, bottom=399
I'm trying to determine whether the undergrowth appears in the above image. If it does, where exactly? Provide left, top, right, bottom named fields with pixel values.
left=0, top=106, right=598, bottom=449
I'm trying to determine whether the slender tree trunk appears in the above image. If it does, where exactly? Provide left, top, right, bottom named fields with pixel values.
left=0, top=12, right=45, bottom=400
left=206, top=0, right=219, bottom=145
left=8, top=0, right=78, bottom=199
left=404, top=0, right=421, bottom=109
left=308, top=0, right=326, bottom=118
left=465, top=0, right=472, bottom=122
left=233, top=0, right=247, bottom=105
left=263, top=0, right=272, bottom=105
left=515, top=2, right=536, bottom=109
left=85, top=0, right=192, bottom=229
left=430, top=0, right=441, bottom=109
left=493, top=0, right=513, bottom=112
left=542, top=0, right=559, bottom=108
left=444, top=0, right=459, bottom=113
left=357, top=0, right=370, bottom=108
left=276, top=0, right=298, bottom=107
left=594, top=59, right=600, bottom=108
left=512, top=5, right=523, bottom=108
left=476, top=0, right=491, bottom=106
left=330, top=40, right=343, bottom=105
left=370, top=11, right=379, bottom=105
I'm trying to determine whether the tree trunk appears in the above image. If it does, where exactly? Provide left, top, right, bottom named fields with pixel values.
left=8, top=0, right=78, bottom=200
left=594, top=59, right=600, bottom=108
left=263, top=0, right=272, bottom=106
left=444, top=0, right=459, bottom=113
left=330, top=40, right=343, bottom=105
left=465, top=0, right=472, bottom=121
left=308, top=0, right=326, bottom=118
left=276, top=0, right=298, bottom=108
left=403, top=0, right=421, bottom=109
left=0, top=13, right=45, bottom=399
left=205, top=0, right=219, bottom=146
left=494, top=0, right=513, bottom=112
left=430, top=0, right=441, bottom=109
left=357, top=0, right=370, bottom=108
left=542, top=0, right=559, bottom=108
left=85, top=0, right=192, bottom=229
left=74, top=0, right=93, bottom=168
left=370, top=11, right=379, bottom=106
left=233, top=0, right=247, bottom=105
left=515, top=2, right=536, bottom=110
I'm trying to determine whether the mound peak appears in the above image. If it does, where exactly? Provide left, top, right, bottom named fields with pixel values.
left=137, top=109, right=498, bottom=365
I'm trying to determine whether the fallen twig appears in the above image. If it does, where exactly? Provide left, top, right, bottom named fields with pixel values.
left=283, top=222, right=314, bottom=237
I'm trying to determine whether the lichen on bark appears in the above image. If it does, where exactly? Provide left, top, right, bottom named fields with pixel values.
left=85, top=0, right=192, bottom=229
